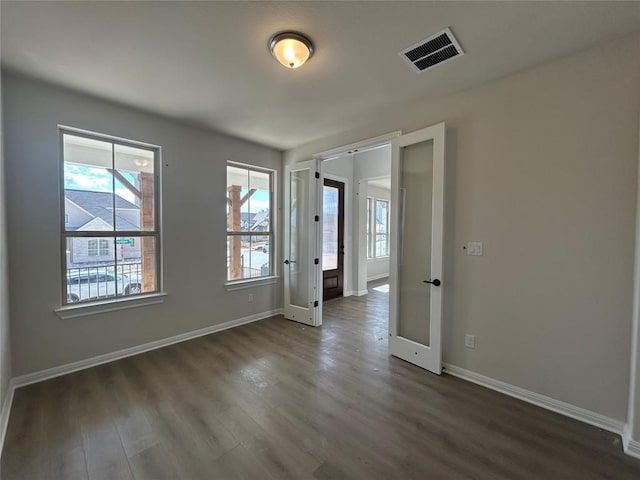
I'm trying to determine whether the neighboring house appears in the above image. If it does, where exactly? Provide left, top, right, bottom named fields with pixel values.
left=64, top=189, right=141, bottom=265
left=236, top=211, right=270, bottom=232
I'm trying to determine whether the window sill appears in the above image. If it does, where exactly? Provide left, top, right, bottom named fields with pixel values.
left=55, top=292, right=168, bottom=320
left=225, top=276, right=280, bottom=291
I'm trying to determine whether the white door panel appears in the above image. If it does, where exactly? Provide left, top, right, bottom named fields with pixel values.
left=389, top=123, right=445, bottom=374
left=284, top=160, right=322, bottom=326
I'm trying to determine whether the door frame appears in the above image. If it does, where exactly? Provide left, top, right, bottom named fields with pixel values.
left=314, top=131, right=401, bottom=299
left=389, top=122, right=446, bottom=374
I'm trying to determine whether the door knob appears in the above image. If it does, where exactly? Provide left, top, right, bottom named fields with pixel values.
left=423, top=279, right=441, bottom=286
left=284, top=260, right=297, bottom=265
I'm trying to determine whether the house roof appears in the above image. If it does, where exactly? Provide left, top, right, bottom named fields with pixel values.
left=65, top=189, right=140, bottom=231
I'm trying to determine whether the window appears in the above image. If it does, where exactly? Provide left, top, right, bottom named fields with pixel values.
left=87, top=239, right=110, bottom=257
left=366, top=197, right=373, bottom=259
left=367, top=197, right=389, bottom=259
left=375, top=199, right=389, bottom=257
left=226, top=163, right=274, bottom=281
left=61, top=129, right=160, bottom=305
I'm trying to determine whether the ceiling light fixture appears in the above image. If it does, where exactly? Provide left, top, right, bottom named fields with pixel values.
left=134, top=158, right=150, bottom=167
left=269, top=31, right=314, bottom=69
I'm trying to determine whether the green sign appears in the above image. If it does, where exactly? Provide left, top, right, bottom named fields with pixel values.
left=116, top=238, right=135, bottom=246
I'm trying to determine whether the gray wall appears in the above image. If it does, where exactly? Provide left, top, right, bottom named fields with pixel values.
left=3, top=73, right=283, bottom=376
left=285, top=34, right=640, bottom=421
left=632, top=112, right=640, bottom=440
left=0, top=62, right=12, bottom=414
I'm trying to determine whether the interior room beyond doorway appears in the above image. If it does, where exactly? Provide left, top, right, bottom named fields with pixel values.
left=320, top=141, right=393, bottom=301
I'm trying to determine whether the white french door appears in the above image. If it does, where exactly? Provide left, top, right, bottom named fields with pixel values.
left=389, top=123, right=445, bottom=374
left=283, top=159, right=323, bottom=326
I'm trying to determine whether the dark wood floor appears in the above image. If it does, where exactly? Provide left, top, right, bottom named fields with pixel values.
left=3, top=280, right=640, bottom=479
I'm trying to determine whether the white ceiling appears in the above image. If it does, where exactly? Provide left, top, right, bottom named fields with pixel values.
left=2, top=1, right=639, bottom=150
left=368, top=178, right=391, bottom=191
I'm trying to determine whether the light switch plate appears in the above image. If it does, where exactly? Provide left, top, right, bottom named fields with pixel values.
left=467, top=242, right=483, bottom=256
left=465, top=334, right=476, bottom=349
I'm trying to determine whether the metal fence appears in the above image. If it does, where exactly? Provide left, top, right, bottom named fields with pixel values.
left=66, top=262, right=142, bottom=302
left=226, top=255, right=265, bottom=280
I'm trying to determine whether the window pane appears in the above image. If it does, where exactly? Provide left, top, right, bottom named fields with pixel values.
left=114, top=144, right=155, bottom=232
left=375, top=200, right=388, bottom=234
left=248, top=169, right=271, bottom=232
left=65, top=236, right=116, bottom=303
left=227, top=235, right=271, bottom=281
left=375, top=234, right=388, bottom=257
left=116, top=236, right=156, bottom=296
left=323, top=186, right=339, bottom=270
left=64, top=235, right=156, bottom=304
left=227, top=165, right=271, bottom=234
left=227, top=166, right=249, bottom=233
left=63, top=134, right=115, bottom=233
left=367, top=198, right=373, bottom=259
left=374, top=200, right=389, bottom=257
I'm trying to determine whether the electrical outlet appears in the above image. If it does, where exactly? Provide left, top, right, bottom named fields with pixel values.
left=465, top=334, right=476, bottom=349
left=248, top=293, right=254, bottom=303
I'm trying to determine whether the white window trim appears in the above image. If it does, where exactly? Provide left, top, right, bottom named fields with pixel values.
left=55, top=292, right=167, bottom=320
left=224, top=275, right=280, bottom=291
left=226, top=161, right=277, bottom=284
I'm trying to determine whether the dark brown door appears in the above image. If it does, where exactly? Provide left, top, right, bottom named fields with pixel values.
left=323, top=178, right=345, bottom=301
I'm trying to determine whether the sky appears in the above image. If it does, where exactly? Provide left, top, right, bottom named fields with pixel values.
left=66, top=165, right=272, bottom=213
left=240, top=189, right=270, bottom=213
left=64, top=164, right=138, bottom=203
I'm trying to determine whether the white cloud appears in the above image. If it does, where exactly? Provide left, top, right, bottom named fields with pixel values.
left=65, top=165, right=136, bottom=203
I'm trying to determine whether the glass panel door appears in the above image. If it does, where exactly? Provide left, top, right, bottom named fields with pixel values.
left=289, top=169, right=310, bottom=308
left=284, top=160, right=321, bottom=326
left=389, top=123, right=445, bottom=374
left=398, top=141, right=433, bottom=346
left=322, top=185, right=339, bottom=271
left=322, top=178, right=345, bottom=301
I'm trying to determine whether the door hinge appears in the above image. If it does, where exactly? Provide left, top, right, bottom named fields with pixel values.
left=314, top=300, right=319, bottom=307
left=315, top=215, right=319, bottom=222
left=315, top=171, right=320, bottom=179
left=314, top=258, right=319, bottom=265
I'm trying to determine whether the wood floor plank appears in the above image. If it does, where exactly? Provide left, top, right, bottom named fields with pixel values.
left=216, top=405, right=317, bottom=479
left=1, top=384, right=48, bottom=480
left=3, top=278, right=640, bottom=479
left=127, top=443, right=181, bottom=480
left=72, top=369, right=134, bottom=480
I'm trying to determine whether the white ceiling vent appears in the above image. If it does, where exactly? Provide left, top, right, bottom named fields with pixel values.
left=399, top=27, right=464, bottom=73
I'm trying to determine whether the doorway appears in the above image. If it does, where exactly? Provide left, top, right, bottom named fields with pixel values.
left=322, top=178, right=345, bottom=301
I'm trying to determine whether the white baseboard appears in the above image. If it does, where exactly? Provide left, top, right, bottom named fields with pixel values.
left=626, top=438, right=640, bottom=459
left=367, top=273, right=389, bottom=282
left=443, top=363, right=626, bottom=436
left=0, top=379, right=16, bottom=457
left=12, top=308, right=283, bottom=389
left=354, top=289, right=369, bottom=296
left=623, top=425, right=640, bottom=459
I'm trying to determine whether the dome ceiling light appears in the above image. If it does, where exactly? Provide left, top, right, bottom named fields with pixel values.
left=269, top=31, right=314, bottom=69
